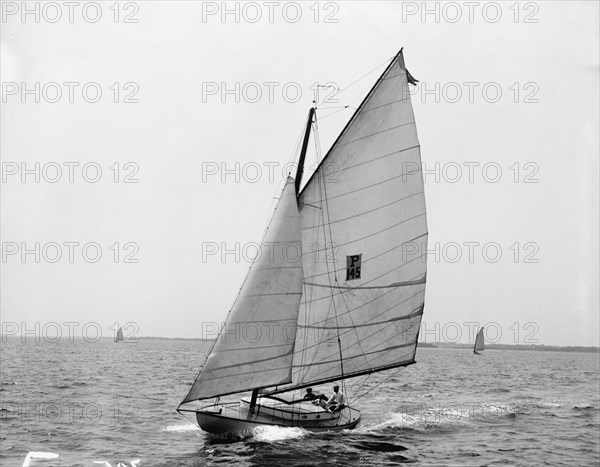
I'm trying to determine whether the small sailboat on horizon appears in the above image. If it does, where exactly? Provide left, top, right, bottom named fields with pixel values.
left=473, top=327, right=485, bottom=355
left=114, top=327, right=124, bottom=343
left=178, top=47, right=428, bottom=434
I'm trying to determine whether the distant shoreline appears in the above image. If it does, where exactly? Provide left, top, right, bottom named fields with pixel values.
left=418, top=342, right=600, bottom=353
left=121, top=337, right=600, bottom=352
left=133, top=338, right=599, bottom=353
left=1, top=336, right=598, bottom=353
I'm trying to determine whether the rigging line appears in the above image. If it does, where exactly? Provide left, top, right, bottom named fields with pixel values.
left=293, top=294, right=337, bottom=382
left=333, top=121, right=415, bottom=150
left=352, top=371, right=400, bottom=403
left=313, top=83, right=340, bottom=109
left=347, top=373, right=372, bottom=405
left=305, top=251, right=426, bottom=294
left=318, top=106, right=355, bottom=121
left=300, top=305, right=423, bottom=331
left=322, top=145, right=421, bottom=177
left=183, top=179, right=293, bottom=403
left=293, top=323, right=420, bottom=370
left=305, top=212, right=426, bottom=253
left=298, top=275, right=310, bottom=376
left=314, top=111, right=347, bottom=390
left=338, top=281, right=373, bottom=372
left=313, top=56, right=390, bottom=116
left=336, top=55, right=395, bottom=98
left=301, top=272, right=424, bottom=327
left=307, top=262, right=425, bottom=294
left=305, top=231, right=427, bottom=269
left=296, top=115, right=327, bottom=380
left=302, top=191, right=423, bottom=230
left=296, top=291, right=424, bottom=357
left=314, top=163, right=421, bottom=203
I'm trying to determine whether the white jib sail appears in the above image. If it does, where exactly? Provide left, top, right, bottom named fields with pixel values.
left=183, top=177, right=303, bottom=402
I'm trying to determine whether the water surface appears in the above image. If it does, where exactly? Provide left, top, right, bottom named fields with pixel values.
left=1, top=339, right=598, bottom=466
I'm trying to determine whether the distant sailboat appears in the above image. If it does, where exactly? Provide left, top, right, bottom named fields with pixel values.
left=178, top=47, right=428, bottom=434
left=473, top=327, right=485, bottom=355
left=115, top=327, right=124, bottom=343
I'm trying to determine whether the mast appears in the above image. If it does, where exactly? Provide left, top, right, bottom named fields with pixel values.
left=294, top=107, right=315, bottom=195
left=248, top=389, right=259, bottom=416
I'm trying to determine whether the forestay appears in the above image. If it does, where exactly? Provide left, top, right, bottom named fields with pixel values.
left=182, top=177, right=303, bottom=402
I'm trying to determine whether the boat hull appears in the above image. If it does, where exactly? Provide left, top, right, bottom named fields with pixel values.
left=191, top=400, right=361, bottom=434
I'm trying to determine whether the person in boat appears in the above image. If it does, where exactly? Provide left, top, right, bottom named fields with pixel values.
left=304, top=388, right=330, bottom=408
left=303, top=388, right=319, bottom=401
left=326, top=385, right=346, bottom=412
left=303, top=388, right=333, bottom=412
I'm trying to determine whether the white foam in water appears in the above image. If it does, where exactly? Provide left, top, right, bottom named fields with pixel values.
left=363, top=406, right=476, bottom=433
left=363, top=413, right=429, bottom=432
left=537, top=401, right=563, bottom=408
left=22, top=452, right=59, bottom=467
left=162, top=424, right=199, bottom=432
left=252, top=425, right=307, bottom=442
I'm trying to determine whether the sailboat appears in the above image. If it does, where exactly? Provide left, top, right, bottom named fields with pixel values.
left=178, top=48, right=428, bottom=434
left=115, top=327, right=124, bottom=343
left=473, top=327, right=484, bottom=355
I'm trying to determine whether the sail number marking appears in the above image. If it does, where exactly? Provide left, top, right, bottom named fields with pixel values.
left=346, top=254, right=362, bottom=281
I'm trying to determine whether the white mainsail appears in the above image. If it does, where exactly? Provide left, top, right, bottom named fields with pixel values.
left=474, top=327, right=485, bottom=352
left=288, top=50, right=428, bottom=389
left=182, top=177, right=303, bottom=402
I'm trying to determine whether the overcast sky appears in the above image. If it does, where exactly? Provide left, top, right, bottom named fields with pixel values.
left=1, top=1, right=598, bottom=346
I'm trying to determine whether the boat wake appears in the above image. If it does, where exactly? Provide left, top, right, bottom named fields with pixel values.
left=162, top=424, right=199, bottom=433
left=252, top=425, right=308, bottom=442
left=361, top=401, right=539, bottom=433
left=362, top=411, right=469, bottom=433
